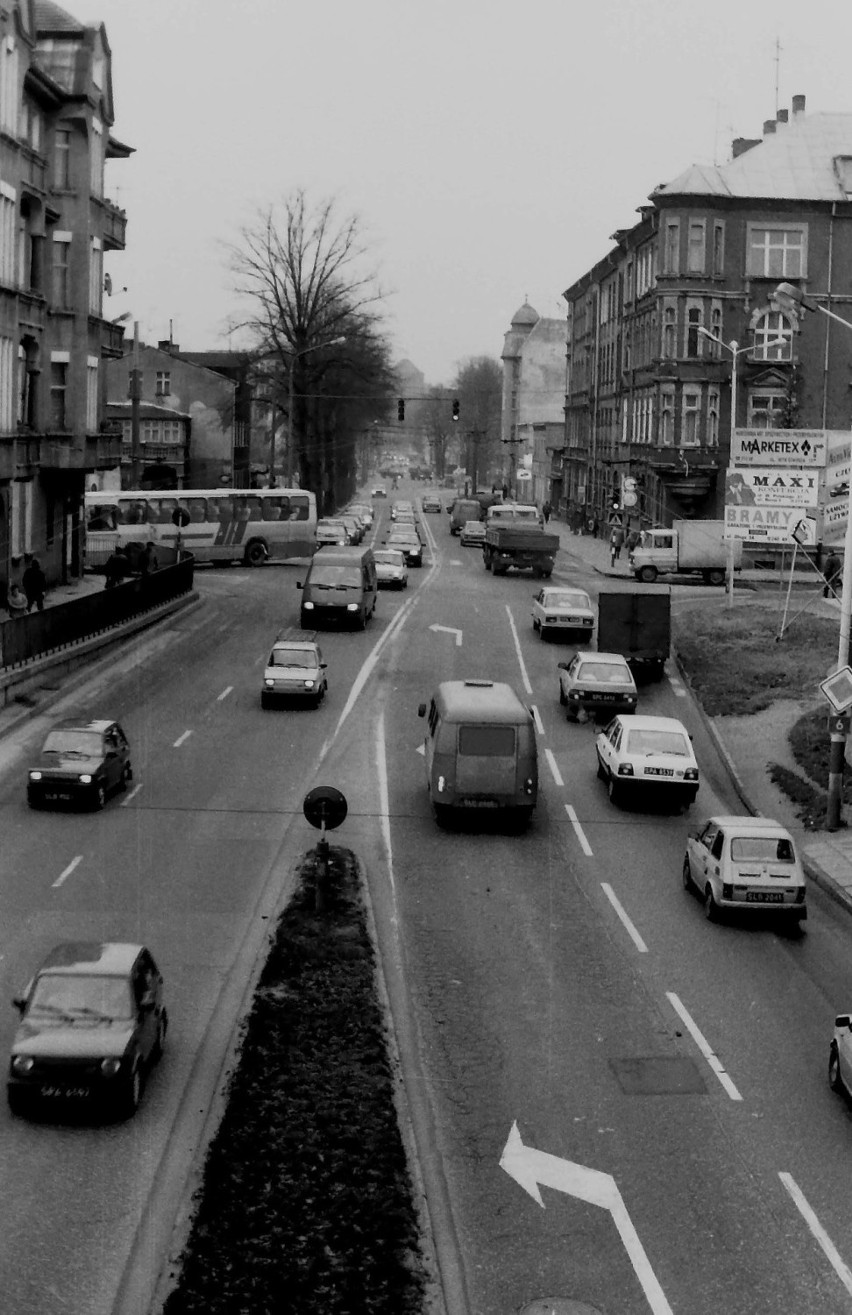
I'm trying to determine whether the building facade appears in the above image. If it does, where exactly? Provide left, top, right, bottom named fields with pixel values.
left=0, top=0, right=130, bottom=599
left=562, top=95, right=852, bottom=535
left=500, top=302, right=567, bottom=505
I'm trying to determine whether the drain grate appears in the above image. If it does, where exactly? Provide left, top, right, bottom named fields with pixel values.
left=609, top=1055, right=706, bottom=1094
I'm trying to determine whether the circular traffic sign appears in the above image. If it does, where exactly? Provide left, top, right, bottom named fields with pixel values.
left=172, top=507, right=190, bottom=528
left=303, top=785, right=348, bottom=831
left=622, top=491, right=638, bottom=508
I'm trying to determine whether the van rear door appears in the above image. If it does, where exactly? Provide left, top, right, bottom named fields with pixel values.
left=455, top=724, right=517, bottom=799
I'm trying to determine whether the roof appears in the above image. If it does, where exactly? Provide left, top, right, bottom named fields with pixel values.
left=53, top=718, right=115, bottom=733
left=511, top=302, right=539, bottom=327
left=706, top=816, right=788, bottom=832
left=435, top=680, right=530, bottom=722
left=38, top=942, right=143, bottom=976
left=34, top=0, right=84, bottom=33
left=579, top=652, right=628, bottom=665
left=654, top=112, right=852, bottom=201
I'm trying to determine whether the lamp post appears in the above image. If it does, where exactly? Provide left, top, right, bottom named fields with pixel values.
left=269, top=336, right=346, bottom=489
left=774, top=281, right=852, bottom=829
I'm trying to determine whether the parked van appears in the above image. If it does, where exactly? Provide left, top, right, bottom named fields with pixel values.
left=449, top=498, right=483, bottom=536
left=297, top=546, right=377, bottom=629
left=417, top=679, right=538, bottom=829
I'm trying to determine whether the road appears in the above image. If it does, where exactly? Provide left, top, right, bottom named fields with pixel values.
left=0, top=486, right=851, bottom=1314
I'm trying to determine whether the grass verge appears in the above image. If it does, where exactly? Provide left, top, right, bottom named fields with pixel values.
left=161, top=847, right=429, bottom=1315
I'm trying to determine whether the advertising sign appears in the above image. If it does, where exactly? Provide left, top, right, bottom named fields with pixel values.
left=725, top=468, right=819, bottom=509
left=724, top=505, right=817, bottom=544
left=732, top=429, right=828, bottom=468
left=818, top=430, right=851, bottom=546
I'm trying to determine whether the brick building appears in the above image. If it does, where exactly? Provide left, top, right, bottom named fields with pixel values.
left=562, top=94, right=852, bottom=533
left=0, top=0, right=130, bottom=599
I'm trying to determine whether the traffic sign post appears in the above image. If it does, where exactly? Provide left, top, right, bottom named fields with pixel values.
left=819, top=669, right=852, bottom=830
left=303, top=787, right=348, bottom=912
left=171, top=505, right=190, bottom=560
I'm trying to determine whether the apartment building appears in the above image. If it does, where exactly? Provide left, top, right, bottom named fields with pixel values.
left=500, top=302, right=567, bottom=506
left=562, top=94, right=852, bottom=531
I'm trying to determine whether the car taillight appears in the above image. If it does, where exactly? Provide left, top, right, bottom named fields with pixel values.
left=304, top=679, right=315, bottom=689
left=11, top=1056, right=34, bottom=1075
left=523, top=778, right=535, bottom=795
left=264, top=679, right=274, bottom=688
left=569, top=690, right=580, bottom=700
left=684, top=768, right=699, bottom=781
left=100, top=1058, right=122, bottom=1077
left=618, top=763, right=635, bottom=776
left=795, top=887, right=807, bottom=903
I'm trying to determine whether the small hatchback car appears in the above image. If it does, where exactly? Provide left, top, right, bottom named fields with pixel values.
left=532, top=587, right=595, bottom=641
left=460, top=520, right=487, bottom=547
left=27, top=719, right=131, bottom=810
left=421, top=495, right=443, bottom=513
left=262, top=632, right=327, bottom=708
left=386, top=532, right=423, bottom=567
left=7, top=942, right=167, bottom=1118
left=683, top=815, right=807, bottom=924
left=596, top=713, right=699, bottom=809
left=374, top=549, right=409, bottom=589
left=558, top=652, right=637, bottom=720
left=829, top=1013, right=852, bottom=1096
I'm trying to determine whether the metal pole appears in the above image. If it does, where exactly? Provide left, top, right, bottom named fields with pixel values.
left=726, top=341, right=738, bottom=609
left=826, top=479, right=852, bottom=829
left=129, top=321, right=141, bottom=489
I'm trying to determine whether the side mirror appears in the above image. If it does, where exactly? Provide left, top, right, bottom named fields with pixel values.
left=296, top=581, right=303, bottom=589
left=557, top=662, right=569, bottom=671
left=417, top=703, right=426, bottom=717
left=320, top=662, right=327, bottom=669
left=12, top=995, right=26, bottom=1014
left=139, top=992, right=157, bottom=1012
left=836, top=1014, right=852, bottom=1030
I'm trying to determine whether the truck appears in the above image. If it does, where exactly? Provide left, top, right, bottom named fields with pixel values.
left=483, top=522, right=560, bottom=577
left=628, top=519, right=742, bottom=585
left=596, top=588, right=671, bottom=682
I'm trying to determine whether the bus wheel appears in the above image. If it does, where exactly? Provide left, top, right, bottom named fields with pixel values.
left=244, top=539, right=268, bottom=567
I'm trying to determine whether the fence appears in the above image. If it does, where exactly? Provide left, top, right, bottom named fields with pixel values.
left=0, top=557, right=195, bottom=670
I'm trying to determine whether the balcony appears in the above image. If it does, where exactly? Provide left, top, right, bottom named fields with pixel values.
left=96, top=316, right=127, bottom=358
left=95, top=196, right=128, bottom=251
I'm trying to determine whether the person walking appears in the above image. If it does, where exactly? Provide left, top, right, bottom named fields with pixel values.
left=823, top=549, right=842, bottom=598
left=542, top=500, right=552, bottom=524
left=610, top=525, right=625, bottom=568
left=140, top=541, right=159, bottom=576
left=22, top=556, right=47, bottom=612
left=104, top=546, right=127, bottom=590
left=6, top=583, right=27, bottom=618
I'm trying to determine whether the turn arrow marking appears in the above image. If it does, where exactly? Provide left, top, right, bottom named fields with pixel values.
left=429, top=623, right=462, bottom=646
left=499, top=1122, right=673, bottom=1315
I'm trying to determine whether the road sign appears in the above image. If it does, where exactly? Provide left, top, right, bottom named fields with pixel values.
left=172, top=507, right=190, bottom=528
left=622, top=492, right=638, bottom=508
left=303, top=785, right=348, bottom=831
left=819, top=666, right=852, bottom=714
left=828, top=712, right=852, bottom=734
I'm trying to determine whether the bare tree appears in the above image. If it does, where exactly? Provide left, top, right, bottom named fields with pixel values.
left=453, top=356, right=503, bottom=491
left=228, top=191, right=395, bottom=505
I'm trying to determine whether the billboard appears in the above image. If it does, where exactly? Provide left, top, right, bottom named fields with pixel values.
left=732, top=428, right=829, bottom=467
left=725, top=467, right=819, bottom=509
left=724, top=504, right=818, bottom=545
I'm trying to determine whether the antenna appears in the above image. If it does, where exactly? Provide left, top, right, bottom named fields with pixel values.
left=774, top=35, right=782, bottom=116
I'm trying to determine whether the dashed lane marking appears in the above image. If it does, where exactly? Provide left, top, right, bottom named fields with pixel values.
left=53, top=855, right=82, bottom=889
left=505, top=605, right=532, bottom=695
left=544, top=748, right=562, bottom=786
left=565, top=803, right=593, bottom=855
left=217, top=686, right=233, bottom=701
left=666, top=991, right=742, bottom=1101
left=120, top=783, right=142, bottom=807
left=669, top=675, right=687, bottom=698
left=601, top=883, right=648, bottom=952
left=531, top=705, right=544, bottom=736
left=779, top=1173, right=852, bottom=1297
left=173, top=730, right=193, bottom=748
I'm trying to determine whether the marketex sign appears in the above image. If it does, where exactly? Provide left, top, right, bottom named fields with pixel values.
left=732, top=428, right=830, bottom=467
left=725, top=467, right=819, bottom=508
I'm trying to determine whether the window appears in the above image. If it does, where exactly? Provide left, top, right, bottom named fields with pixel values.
left=686, top=304, right=704, bottom=357
left=753, top=310, right=793, bottom=361
left=52, top=232, right=71, bottom=308
left=748, top=389, right=786, bottom=429
left=156, top=371, right=171, bottom=397
left=747, top=225, right=806, bottom=278
left=682, top=389, right=700, bottom=445
left=458, top=725, right=515, bottom=757
left=49, top=356, right=68, bottom=430
left=0, top=180, right=15, bottom=285
left=54, top=128, right=71, bottom=189
left=707, top=387, right=720, bottom=447
left=687, top=220, right=706, bottom=274
left=709, top=303, right=723, bottom=353
left=664, top=220, right=680, bottom=275
left=89, top=236, right=101, bottom=313
left=662, top=303, right=676, bottom=359
left=0, top=334, right=13, bottom=430
left=660, top=386, right=675, bottom=445
left=1, top=37, right=19, bottom=136
left=712, top=222, right=725, bottom=275
left=86, top=356, right=98, bottom=431
left=89, top=117, right=103, bottom=197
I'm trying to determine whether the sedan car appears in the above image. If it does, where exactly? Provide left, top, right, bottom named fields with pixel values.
left=261, top=632, right=327, bottom=708
left=390, top=501, right=413, bottom=521
left=421, top=495, right=443, bottom=513
left=595, top=714, right=699, bottom=809
left=348, top=503, right=374, bottom=529
left=829, top=1013, right=852, bottom=1096
left=316, top=519, right=349, bottom=547
left=682, top=815, right=807, bottom=924
left=460, top=519, right=487, bottom=547
left=374, top=548, right=408, bottom=590
left=386, top=532, right=423, bottom=567
left=371, top=486, right=388, bottom=499
left=7, top=941, right=167, bottom=1118
left=558, top=652, right=637, bottom=720
left=532, top=586, right=595, bottom=641
left=27, top=719, right=132, bottom=810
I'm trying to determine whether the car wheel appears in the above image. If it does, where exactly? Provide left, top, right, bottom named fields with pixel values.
left=119, top=1061, right=143, bottom=1117
left=260, top=693, right=271, bottom=710
left=27, top=794, right=41, bottom=810
left=704, top=885, right=720, bottom=922
left=7, top=1089, right=28, bottom=1118
left=682, top=857, right=693, bottom=891
left=607, top=774, right=622, bottom=806
left=829, top=1044, right=845, bottom=1093
left=151, top=1012, right=168, bottom=1065
left=558, top=683, right=566, bottom=705
left=596, top=755, right=606, bottom=781
left=118, top=763, right=131, bottom=793
left=92, top=782, right=106, bottom=811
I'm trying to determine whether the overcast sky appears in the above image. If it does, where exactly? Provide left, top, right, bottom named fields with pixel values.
left=96, top=0, right=852, bottom=385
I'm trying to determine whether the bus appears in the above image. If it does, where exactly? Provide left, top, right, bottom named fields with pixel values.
left=84, top=488, right=317, bottom=568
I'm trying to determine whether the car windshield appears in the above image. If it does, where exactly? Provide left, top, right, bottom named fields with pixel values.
left=29, top=974, right=134, bottom=1020
left=546, top=592, right=589, bottom=608
left=578, top=663, right=631, bottom=684
left=626, top=729, right=690, bottom=757
left=375, top=552, right=404, bottom=565
left=42, top=730, right=103, bottom=757
left=270, top=649, right=315, bottom=668
left=310, top=567, right=361, bottom=587
left=730, top=836, right=795, bottom=863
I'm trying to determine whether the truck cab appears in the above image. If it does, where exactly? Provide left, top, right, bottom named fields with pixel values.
left=629, top=530, right=678, bottom=583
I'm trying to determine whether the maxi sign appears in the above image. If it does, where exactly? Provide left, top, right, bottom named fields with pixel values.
left=727, top=429, right=851, bottom=545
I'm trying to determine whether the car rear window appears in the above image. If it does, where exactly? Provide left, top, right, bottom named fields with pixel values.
left=458, top=725, right=516, bottom=756
left=270, top=649, right=315, bottom=668
left=578, top=662, right=631, bottom=684
left=730, top=836, right=794, bottom=863
left=626, top=730, right=690, bottom=757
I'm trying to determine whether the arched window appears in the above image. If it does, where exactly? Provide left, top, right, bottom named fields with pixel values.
left=753, top=310, right=793, bottom=361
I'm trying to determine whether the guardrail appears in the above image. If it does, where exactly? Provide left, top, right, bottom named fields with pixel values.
left=0, top=557, right=195, bottom=670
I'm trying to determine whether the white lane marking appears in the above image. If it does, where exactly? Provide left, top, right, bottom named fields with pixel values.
left=601, top=883, right=648, bottom=952
left=120, top=783, right=142, bottom=807
left=544, top=748, right=562, bottom=786
left=324, top=594, right=419, bottom=755
left=565, top=803, right=593, bottom=856
left=53, top=855, right=82, bottom=889
left=666, top=992, right=742, bottom=1101
left=779, top=1173, right=852, bottom=1296
left=376, top=709, right=398, bottom=904
left=669, top=675, right=687, bottom=698
left=217, top=686, right=233, bottom=701
left=531, top=705, right=544, bottom=737
left=505, top=605, right=532, bottom=695
left=173, top=730, right=193, bottom=748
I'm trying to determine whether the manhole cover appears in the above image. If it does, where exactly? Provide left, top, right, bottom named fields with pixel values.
left=519, top=1301, right=604, bottom=1314
left=609, top=1055, right=706, bottom=1094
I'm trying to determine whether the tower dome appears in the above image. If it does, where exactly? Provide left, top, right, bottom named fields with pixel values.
left=510, top=301, right=539, bottom=329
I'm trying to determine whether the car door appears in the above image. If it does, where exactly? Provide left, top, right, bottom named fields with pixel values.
left=598, top=719, right=619, bottom=773
left=692, top=823, right=720, bottom=890
left=132, top=951, right=160, bottom=1062
left=103, top=728, right=122, bottom=790
left=532, top=591, right=544, bottom=626
left=562, top=653, right=580, bottom=698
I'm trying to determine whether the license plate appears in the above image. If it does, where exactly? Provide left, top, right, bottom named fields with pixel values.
left=644, top=766, right=674, bottom=777
left=459, top=799, right=499, bottom=808
left=588, top=692, right=613, bottom=701
left=41, top=1084, right=90, bottom=1099
left=45, top=791, right=73, bottom=801
left=745, top=891, right=785, bottom=903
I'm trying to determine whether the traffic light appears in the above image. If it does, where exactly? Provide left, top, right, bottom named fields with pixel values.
left=452, top=399, right=460, bottom=422
left=397, top=398, right=405, bottom=422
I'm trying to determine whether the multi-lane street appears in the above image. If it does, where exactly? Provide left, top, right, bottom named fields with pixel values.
left=0, top=486, right=851, bottom=1313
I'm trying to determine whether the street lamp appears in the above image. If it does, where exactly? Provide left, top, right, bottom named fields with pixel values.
left=270, top=336, right=346, bottom=489
left=774, top=281, right=852, bottom=830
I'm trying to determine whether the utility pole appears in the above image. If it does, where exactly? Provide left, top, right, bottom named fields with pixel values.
left=128, top=321, right=141, bottom=489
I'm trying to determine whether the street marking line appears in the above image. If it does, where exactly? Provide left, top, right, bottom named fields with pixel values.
left=505, top=605, right=533, bottom=694
left=669, top=675, right=687, bottom=698
left=53, top=855, right=82, bottom=889
left=779, top=1172, right=852, bottom=1296
left=531, top=705, right=544, bottom=736
left=120, top=783, right=142, bottom=807
left=544, top=748, right=562, bottom=786
left=173, top=730, right=193, bottom=748
left=217, top=686, right=233, bottom=701
left=565, top=803, right=593, bottom=856
left=601, top=883, right=648, bottom=952
left=666, top=992, right=743, bottom=1101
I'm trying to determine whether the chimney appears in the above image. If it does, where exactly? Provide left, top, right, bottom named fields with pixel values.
left=732, top=137, right=761, bottom=159
left=777, top=108, right=789, bottom=125
left=792, top=94, right=806, bottom=117
left=157, top=340, right=179, bottom=354
left=763, top=119, right=777, bottom=135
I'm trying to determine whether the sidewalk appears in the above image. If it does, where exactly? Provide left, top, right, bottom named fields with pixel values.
left=547, top=513, right=852, bottom=918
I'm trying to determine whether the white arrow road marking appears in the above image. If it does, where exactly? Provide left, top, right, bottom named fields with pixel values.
left=53, top=855, right=82, bottom=889
left=428, top=623, right=462, bottom=646
left=565, top=803, right=592, bottom=855
left=415, top=742, right=425, bottom=755
left=779, top=1173, right=852, bottom=1296
left=544, top=748, right=562, bottom=786
left=173, top=730, right=193, bottom=748
left=531, top=705, right=544, bottom=736
left=120, top=783, right=143, bottom=807
left=505, top=605, right=532, bottom=694
left=217, top=686, right=233, bottom=701
left=668, top=675, right=687, bottom=698
left=601, top=882, right=648, bottom=952
left=500, top=1122, right=674, bottom=1315
left=666, top=992, right=742, bottom=1100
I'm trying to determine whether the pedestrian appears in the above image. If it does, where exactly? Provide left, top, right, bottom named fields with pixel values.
left=104, top=546, right=127, bottom=590
left=542, top=500, right=552, bottom=524
left=823, top=549, right=842, bottom=599
left=6, top=583, right=27, bottom=618
left=139, top=541, right=159, bottom=576
left=626, top=528, right=641, bottom=554
left=610, top=525, right=625, bottom=568
left=21, top=556, right=47, bottom=612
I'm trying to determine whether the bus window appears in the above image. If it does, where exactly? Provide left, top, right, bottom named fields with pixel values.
left=87, top=504, right=116, bottom=531
left=291, top=495, right=309, bottom=521
left=263, top=496, right=289, bottom=522
left=246, top=497, right=263, bottom=522
left=186, top=498, right=207, bottom=523
left=117, top=499, right=149, bottom=526
left=150, top=498, right=177, bottom=524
